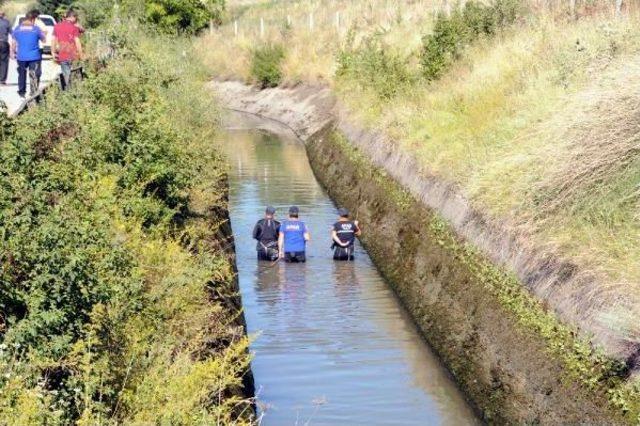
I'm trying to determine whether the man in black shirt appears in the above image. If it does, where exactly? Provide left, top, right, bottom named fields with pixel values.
left=331, top=208, right=361, bottom=261
left=253, top=206, right=281, bottom=261
left=0, top=11, right=11, bottom=85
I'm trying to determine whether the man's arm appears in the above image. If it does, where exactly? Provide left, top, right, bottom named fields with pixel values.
left=331, top=230, right=346, bottom=247
left=278, top=232, right=284, bottom=258
left=354, top=221, right=362, bottom=237
left=252, top=222, right=261, bottom=240
left=74, top=36, right=83, bottom=59
left=38, top=27, right=45, bottom=42
left=10, top=37, right=16, bottom=59
left=51, top=35, right=58, bottom=60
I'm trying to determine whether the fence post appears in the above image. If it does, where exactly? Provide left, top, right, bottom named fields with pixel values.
left=309, top=12, right=314, bottom=31
left=615, top=0, right=623, bottom=16
left=287, top=14, right=291, bottom=26
left=234, top=20, right=238, bottom=37
left=260, top=17, right=265, bottom=38
left=335, top=11, right=340, bottom=31
left=209, top=19, right=214, bottom=35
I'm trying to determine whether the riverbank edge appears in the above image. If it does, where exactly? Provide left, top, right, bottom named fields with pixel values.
left=211, top=81, right=628, bottom=423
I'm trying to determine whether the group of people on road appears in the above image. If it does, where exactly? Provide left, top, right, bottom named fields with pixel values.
left=0, top=8, right=83, bottom=98
left=253, top=206, right=362, bottom=263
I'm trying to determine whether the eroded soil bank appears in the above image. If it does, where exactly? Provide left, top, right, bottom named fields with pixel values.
left=211, top=81, right=629, bottom=423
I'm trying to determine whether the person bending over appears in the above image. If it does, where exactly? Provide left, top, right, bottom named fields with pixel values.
left=278, top=206, right=310, bottom=263
left=331, top=208, right=361, bottom=261
left=252, top=206, right=280, bottom=261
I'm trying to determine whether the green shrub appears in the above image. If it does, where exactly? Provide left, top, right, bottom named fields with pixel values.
left=250, top=43, right=285, bottom=88
left=0, top=27, right=252, bottom=424
left=336, top=32, right=414, bottom=99
left=421, top=0, right=522, bottom=80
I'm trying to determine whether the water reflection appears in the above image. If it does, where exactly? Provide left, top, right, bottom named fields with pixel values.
left=217, top=125, right=478, bottom=425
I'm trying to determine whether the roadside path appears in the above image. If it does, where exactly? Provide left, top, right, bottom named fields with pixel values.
left=0, top=57, right=60, bottom=116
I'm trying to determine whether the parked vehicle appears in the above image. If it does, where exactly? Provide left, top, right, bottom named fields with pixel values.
left=12, top=14, right=57, bottom=54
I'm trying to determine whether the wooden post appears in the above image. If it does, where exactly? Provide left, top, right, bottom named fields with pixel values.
left=615, top=0, right=623, bottom=16
left=569, top=0, right=576, bottom=18
left=209, top=19, right=214, bottom=35
left=335, top=11, right=340, bottom=31
left=260, top=17, right=264, bottom=38
left=287, top=15, right=291, bottom=26
left=234, top=20, right=238, bottom=37
left=309, top=12, right=314, bottom=31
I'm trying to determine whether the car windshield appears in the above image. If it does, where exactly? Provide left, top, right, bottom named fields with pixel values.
left=39, top=17, right=55, bottom=26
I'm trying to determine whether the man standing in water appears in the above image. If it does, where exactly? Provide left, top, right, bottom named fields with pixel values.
left=253, top=206, right=280, bottom=261
left=331, top=208, right=361, bottom=261
left=278, top=206, right=311, bottom=263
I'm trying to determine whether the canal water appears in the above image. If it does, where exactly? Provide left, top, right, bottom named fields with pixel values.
left=218, top=120, right=478, bottom=425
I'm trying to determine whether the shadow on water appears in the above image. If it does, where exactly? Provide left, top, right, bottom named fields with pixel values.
left=216, top=122, right=479, bottom=425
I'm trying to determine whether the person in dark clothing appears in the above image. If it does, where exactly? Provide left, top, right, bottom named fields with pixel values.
left=0, top=11, right=12, bottom=85
left=253, top=206, right=281, bottom=261
left=278, top=206, right=311, bottom=263
left=331, top=208, right=361, bottom=261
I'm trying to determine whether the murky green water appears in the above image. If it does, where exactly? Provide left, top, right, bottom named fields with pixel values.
left=218, top=121, right=478, bottom=425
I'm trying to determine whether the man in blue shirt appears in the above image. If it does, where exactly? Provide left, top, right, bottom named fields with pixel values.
left=10, top=10, right=45, bottom=98
left=278, top=206, right=311, bottom=263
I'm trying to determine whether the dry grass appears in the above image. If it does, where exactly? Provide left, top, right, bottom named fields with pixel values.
left=205, top=0, right=640, bottom=332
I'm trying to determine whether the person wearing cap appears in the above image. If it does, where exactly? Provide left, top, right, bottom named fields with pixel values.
left=278, top=206, right=311, bottom=263
left=331, top=207, right=361, bottom=261
left=252, top=206, right=280, bottom=261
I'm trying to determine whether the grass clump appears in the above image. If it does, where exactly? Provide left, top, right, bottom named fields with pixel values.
left=337, top=32, right=414, bottom=99
left=250, top=43, right=285, bottom=88
left=0, top=25, right=253, bottom=424
left=421, top=0, right=522, bottom=80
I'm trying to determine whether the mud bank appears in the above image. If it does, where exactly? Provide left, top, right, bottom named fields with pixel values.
left=211, top=81, right=628, bottom=422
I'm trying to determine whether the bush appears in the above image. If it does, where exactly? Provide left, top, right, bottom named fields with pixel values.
left=421, top=0, right=522, bottom=80
left=250, top=43, right=285, bottom=88
left=336, top=32, right=414, bottom=99
left=0, top=27, right=252, bottom=424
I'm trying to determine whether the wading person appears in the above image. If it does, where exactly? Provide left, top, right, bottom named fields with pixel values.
left=0, top=11, right=12, bottom=85
left=278, top=206, right=310, bottom=263
left=331, top=208, right=361, bottom=261
left=52, top=9, right=83, bottom=90
left=10, top=10, right=44, bottom=98
left=253, top=206, right=280, bottom=261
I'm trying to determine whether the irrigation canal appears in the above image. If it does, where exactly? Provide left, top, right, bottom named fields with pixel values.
left=218, top=119, right=478, bottom=425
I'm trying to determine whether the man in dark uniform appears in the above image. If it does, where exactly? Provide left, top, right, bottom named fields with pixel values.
left=252, top=206, right=280, bottom=261
left=331, top=208, right=361, bottom=261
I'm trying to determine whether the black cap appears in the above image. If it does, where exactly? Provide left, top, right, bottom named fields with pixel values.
left=265, top=206, right=276, bottom=215
left=338, top=207, right=349, bottom=217
left=289, top=206, right=299, bottom=215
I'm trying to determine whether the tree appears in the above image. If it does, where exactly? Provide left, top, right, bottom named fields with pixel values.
left=37, top=0, right=73, bottom=16
left=144, top=0, right=214, bottom=33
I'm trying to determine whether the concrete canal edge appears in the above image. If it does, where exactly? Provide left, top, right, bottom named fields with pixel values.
left=211, top=81, right=628, bottom=423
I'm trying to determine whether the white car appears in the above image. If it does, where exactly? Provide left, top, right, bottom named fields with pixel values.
left=12, top=14, right=57, bottom=55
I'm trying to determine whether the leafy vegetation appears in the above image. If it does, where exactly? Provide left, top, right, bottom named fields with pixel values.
left=250, top=43, right=285, bottom=88
left=36, top=0, right=225, bottom=32
left=420, top=0, right=521, bottom=80
left=336, top=32, right=414, bottom=100
left=0, top=24, right=253, bottom=424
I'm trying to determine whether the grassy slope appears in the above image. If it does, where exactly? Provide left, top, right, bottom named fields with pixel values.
left=204, top=0, right=640, bottom=339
